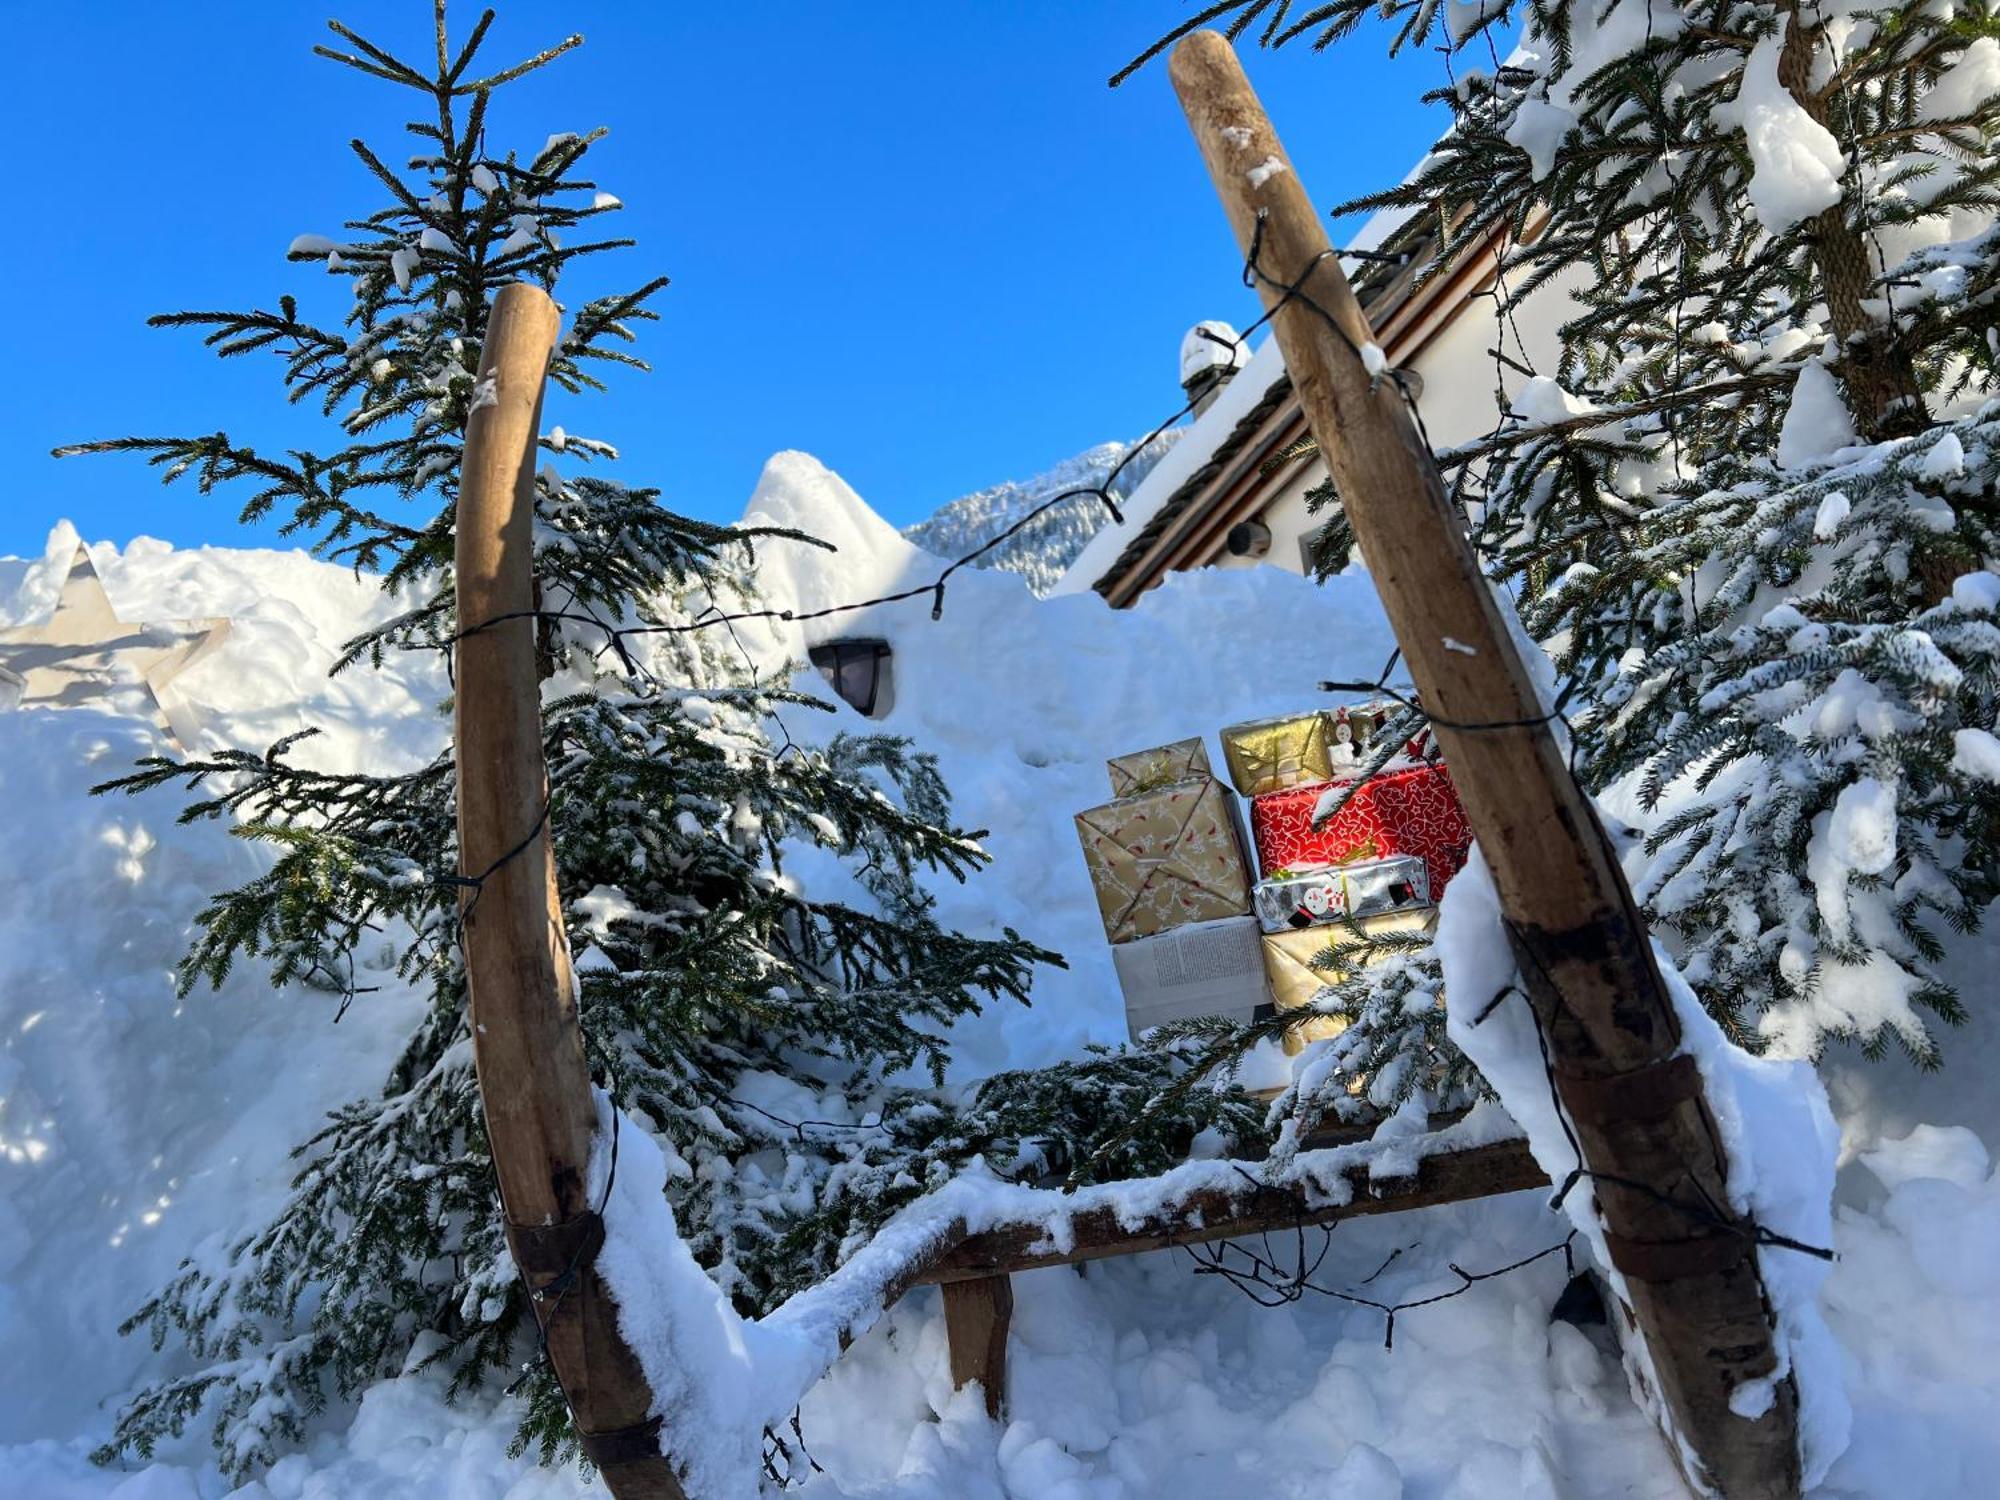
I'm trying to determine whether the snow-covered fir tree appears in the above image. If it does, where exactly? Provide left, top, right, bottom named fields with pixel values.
left=63, top=7, right=1256, bottom=1478
left=1137, top=0, right=2000, bottom=1065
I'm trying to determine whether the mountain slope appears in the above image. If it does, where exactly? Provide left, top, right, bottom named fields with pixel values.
left=904, top=433, right=1180, bottom=597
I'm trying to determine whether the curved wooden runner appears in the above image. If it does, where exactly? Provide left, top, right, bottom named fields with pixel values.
left=454, top=283, right=685, bottom=1500
left=1168, top=32, right=1804, bottom=1498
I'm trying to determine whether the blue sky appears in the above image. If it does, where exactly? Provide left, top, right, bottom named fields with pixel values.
left=2, top=2, right=1454, bottom=560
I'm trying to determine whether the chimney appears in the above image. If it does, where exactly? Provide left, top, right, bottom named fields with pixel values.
left=1179, top=320, right=1249, bottom=416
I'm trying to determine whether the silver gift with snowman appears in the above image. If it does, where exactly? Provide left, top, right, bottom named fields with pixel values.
left=1251, top=853, right=1431, bottom=933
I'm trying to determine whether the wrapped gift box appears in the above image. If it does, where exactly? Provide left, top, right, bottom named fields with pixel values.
left=1322, top=702, right=1386, bottom=775
left=1113, top=915, right=1270, bottom=1038
left=1107, top=736, right=1213, bottom=799
left=1252, top=853, right=1430, bottom=933
left=1327, top=700, right=1441, bottom=770
left=1219, top=710, right=1334, bottom=796
left=1261, top=907, right=1438, bottom=1055
left=1075, top=776, right=1254, bottom=944
left=1248, top=762, right=1472, bottom=899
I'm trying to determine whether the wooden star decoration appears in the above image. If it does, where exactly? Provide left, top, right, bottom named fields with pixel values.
left=0, top=543, right=231, bottom=748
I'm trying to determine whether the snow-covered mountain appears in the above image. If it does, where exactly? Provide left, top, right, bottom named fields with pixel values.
left=904, top=433, right=1181, bottom=597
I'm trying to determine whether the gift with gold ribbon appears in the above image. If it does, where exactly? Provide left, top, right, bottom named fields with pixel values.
left=1106, top=736, right=1213, bottom=798
left=1218, top=710, right=1335, bottom=796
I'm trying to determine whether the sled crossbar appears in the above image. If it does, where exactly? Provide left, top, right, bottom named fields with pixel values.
left=904, top=1129, right=1546, bottom=1416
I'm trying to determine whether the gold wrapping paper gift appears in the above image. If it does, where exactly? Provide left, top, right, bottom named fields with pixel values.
left=1075, top=777, right=1254, bottom=944
left=1106, top=736, right=1213, bottom=798
left=1219, top=710, right=1334, bottom=796
left=1324, top=702, right=1392, bottom=770
left=1260, top=907, right=1438, bottom=1056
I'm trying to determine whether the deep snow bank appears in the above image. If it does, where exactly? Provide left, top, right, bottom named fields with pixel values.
left=0, top=529, right=448, bottom=1452
left=1, top=455, right=1996, bottom=1497
left=730, top=450, right=1400, bottom=1080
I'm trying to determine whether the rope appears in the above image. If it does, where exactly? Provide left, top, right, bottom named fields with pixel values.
left=1180, top=1163, right=1581, bottom=1350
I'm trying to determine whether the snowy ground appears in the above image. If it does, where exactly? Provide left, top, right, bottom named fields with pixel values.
left=2, top=462, right=1996, bottom=1497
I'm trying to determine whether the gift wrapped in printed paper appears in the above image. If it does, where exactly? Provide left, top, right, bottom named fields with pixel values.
left=1218, top=710, right=1334, bottom=796
left=1106, top=736, right=1212, bottom=798
left=1114, top=915, right=1269, bottom=1038
left=1248, top=762, right=1472, bottom=898
left=1075, top=776, right=1254, bottom=944
left=1260, top=907, right=1438, bottom=1055
left=1251, top=853, right=1430, bottom=933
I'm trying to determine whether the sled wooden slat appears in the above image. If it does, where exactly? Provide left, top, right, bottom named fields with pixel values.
left=914, top=1135, right=1546, bottom=1285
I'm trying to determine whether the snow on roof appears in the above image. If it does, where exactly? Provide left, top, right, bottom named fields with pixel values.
left=1050, top=331, right=1288, bottom=597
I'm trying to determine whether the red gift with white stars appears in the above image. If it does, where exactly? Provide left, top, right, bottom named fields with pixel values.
left=1247, top=761, right=1473, bottom=899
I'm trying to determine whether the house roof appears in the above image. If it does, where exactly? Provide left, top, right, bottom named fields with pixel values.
left=1069, top=204, right=1529, bottom=607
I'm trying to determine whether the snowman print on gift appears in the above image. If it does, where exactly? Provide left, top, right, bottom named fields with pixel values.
left=1289, top=877, right=1342, bottom=927
left=1328, top=710, right=1360, bottom=769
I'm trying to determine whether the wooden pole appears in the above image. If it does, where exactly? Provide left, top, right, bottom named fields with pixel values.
left=1168, top=32, right=1803, bottom=1499
left=940, top=1275, right=1013, bottom=1418
left=453, top=283, right=686, bottom=1500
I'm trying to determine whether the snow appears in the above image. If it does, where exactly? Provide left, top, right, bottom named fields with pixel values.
left=1861, top=1123, right=1989, bottom=1192
left=1245, top=156, right=1287, bottom=189
left=1815, top=1127, right=2000, bottom=1496
left=1176, top=320, right=1248, bottom=386
left=1951, top=568, right=2000, bottom=612
left=0, top=534, right=445, bottom=1456
left=1919, top=35, right=2000, bottom=124
left=1922, top=430, right=1966, bottom=479
left=1054, top=333, right=1287, bottom=595
left=1813, top=490, right=1851, bottom=540
left=1510, top=375, right=1596, bottom=428
left=590, top=1073, right=1525, bottom=1498
left=1780, top=362, right=1859, bottom=469
left=1720, top=23, right=1847, bottom=233
left=498, top=224, right=540, bottom=258
left=904, top=435, right=1179, bottom=599
left=1951, top=726, right=2000, bottom=783
left=1504, top=97, right=1575, bottom=182
left=1825, top=777, right=1898, bottom=877
left=5, top=474, right=2000, bottom=1498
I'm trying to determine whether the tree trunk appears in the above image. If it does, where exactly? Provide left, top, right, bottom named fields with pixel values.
left=1778, top=5, right=1930, bottom=439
